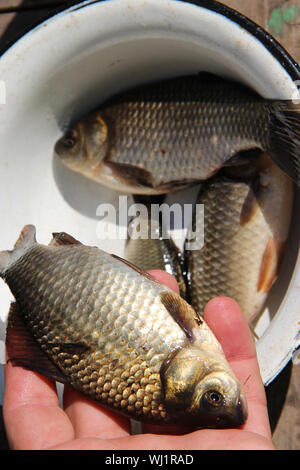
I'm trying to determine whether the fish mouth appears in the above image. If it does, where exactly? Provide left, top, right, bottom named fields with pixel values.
left=214, top=397, right=248, bottom=429
left=191, top=392, right=248, bottom=429
left=213, top=392, right=248, bottom=429
left=167, top=392, right=248, bottom=429
left=237, top=396, right=248, bottom=425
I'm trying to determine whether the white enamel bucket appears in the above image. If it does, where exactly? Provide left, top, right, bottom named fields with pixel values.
left=0, top=1, right=299, bottom=404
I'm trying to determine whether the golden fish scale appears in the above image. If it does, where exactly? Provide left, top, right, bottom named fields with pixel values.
left=186, top=171, right=292, bottom=322
left=104, top=79, right=269, bottom=186
left=6, top=244, right=187, bottom=422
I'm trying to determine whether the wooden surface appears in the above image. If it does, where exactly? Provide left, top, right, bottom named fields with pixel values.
left=225, top=0, right=300, bottom=64
left=0, top=0, right=299, bottom=451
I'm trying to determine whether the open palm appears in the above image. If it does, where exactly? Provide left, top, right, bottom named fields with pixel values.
left=3, top=270, right=274, bottom=450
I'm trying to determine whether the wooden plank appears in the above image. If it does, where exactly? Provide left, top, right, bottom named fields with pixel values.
left=0, top=0, right=21, bottom=7
left=0, top=12, right=14, bottom=37
left=0, top=1, right=74, bottom=54
left=224, top=0, right=300, bottom=64
left=271, top=363, right=300, bottom=450
left=0, top=0, right=68, bottom=9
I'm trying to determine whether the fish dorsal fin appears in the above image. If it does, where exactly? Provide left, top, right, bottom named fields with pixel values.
left=160, top=291, right=203, bottom=340
left=50, top=232, right=82, bottom=247
left=0, top=225, right=37, bottom=276
left=6, top=303, right=71, bottom=384
left=111, top=254, right=162, bottom=284
left=14, top=224, right=37, bottom=249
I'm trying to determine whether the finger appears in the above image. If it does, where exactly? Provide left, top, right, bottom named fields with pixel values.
left=90, top=427, right=274, bottom=450
left=204, top=297, right=257, bottom=360
left=204, top=297, right=271, bottom=438
left=3, top=362, right=74, bottom=450
left=148, top=270, right=180, bottom=294
left=140, top=423, right=194, bottom=436
left=63, top=386, right=130, bottom=439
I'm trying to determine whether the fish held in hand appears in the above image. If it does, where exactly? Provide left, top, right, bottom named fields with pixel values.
left=55, top=73, right=300, bottom=194
left=185, top=153, right=293, bottom=322
left=1, top=225, right=247, bottom=428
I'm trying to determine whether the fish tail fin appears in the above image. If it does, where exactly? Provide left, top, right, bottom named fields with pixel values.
left=0, top=225, right=36, bottom=276
left=268, top=100, right=300, bottom=186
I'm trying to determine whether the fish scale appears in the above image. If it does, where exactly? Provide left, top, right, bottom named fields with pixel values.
left=108, top=97, right=265, bottom=182
left=190, top=186, right=261, bottom=309
left=0, top=226, right=248, bottom=427
left=4, top=243, right=186, bottom=422
left=54, top=72, right=300, bottom=196
left=186, top=157, right=293, bottom=322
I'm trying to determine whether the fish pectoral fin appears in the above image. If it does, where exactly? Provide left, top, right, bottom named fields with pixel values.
left=160, top=291, right=203, bottom=340
left=106, top=161, right=198, bottom=192
left=14, top=225, right=37, bottom=249
left=105, top=161, right=154, bottom=188
left=0, top=225, right=37, bottom=276
left=257, top=238, right=285, bottom=293
left=222, top=148, right=263, bottom=168
left=50, top=232, right=83, bottom=246
left=239, top=183, right=260, bottom=226
left=5, top=302, right=69, bottom=384
left=155, top=179, right=199, bottom=192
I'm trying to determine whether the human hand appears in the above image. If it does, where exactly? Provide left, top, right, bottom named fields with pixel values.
left=3, top=270, right=275, bottom=450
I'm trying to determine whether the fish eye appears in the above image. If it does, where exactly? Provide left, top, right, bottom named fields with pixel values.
left=203, top=390, right=224, bottom=408
left=63, top=130, right=78, bottom=149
